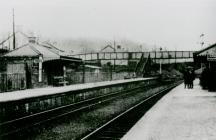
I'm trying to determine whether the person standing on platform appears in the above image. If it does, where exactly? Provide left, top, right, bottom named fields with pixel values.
left=192, top=69, right=195, bottom=88
left=183, top=69, right=189, bottom=89
left=189, top=69, right=195, bottom=89
left=208, top=67, right=216, bottom=91
left=200, top=67, right=209, bottom=89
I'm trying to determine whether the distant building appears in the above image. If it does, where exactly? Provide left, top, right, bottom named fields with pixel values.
left=0, top=31, right=30, bottom=56
left=0, top=31, right=30, bottom=51
left=0, top=37, right=82, bottom=91
left=100, top=45, right=115, bottom=52
left=100, top=44, right=126, bottom=53
left=0, top=49, right=9, bottom=56
left=99, top=45, right=128, bottom=66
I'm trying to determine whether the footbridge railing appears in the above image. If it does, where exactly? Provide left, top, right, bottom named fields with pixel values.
left=70, top=51, right=195, bottom=63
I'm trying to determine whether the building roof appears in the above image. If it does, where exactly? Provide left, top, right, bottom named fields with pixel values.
left=3, top=42, right=82, bottom=62
left=0, top=31, right=26, bottom=45
left=0, top=31, right=29, bottom=50
left=195, top=43, right=216, bottom=56
left=100, top=45, right=115, bottom=52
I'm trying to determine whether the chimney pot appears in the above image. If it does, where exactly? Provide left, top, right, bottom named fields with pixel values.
left=28, top=37, right=37, bottom=43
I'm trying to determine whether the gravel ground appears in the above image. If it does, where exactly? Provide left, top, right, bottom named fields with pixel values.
left=28, top=84, right=171, bottom=140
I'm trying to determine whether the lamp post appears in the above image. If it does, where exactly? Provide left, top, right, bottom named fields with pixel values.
left=82, top=61, right=85, bottom=83
left=199, top=33, right=205, bottom=49
left=159, top=47, right=162, bottom=74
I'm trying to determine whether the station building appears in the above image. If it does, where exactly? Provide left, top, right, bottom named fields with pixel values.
left=194, top=43, right=216, bottom=90
left=0, top=37, right=82, bottom=91
left=194, top=43, right=216, bottom=68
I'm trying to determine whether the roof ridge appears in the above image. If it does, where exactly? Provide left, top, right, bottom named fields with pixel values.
left=39, top=43, right=61, bottom=56
left=42, top=42, right=64, bottom=52
left=195, top=43, right=216, bottom=54
left=18, top=31, right=29, bottom=38
left=29, top=44, right=42, bottom=55
left=100, top=45, right=115, bottom=52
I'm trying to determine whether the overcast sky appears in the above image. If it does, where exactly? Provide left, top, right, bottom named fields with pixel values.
left=0, top=0, right=215, bottom=51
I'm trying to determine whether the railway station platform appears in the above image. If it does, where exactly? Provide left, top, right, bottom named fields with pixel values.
left=0, top=78, right=153, bottom=103
left=122, top=79, right=216, bottom=140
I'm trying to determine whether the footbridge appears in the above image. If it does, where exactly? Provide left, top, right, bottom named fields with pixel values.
left=71, top=51, right=195, bottom=64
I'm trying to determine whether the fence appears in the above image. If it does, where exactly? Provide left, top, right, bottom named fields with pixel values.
left=67, top=71, right=134, bottom=84
left=0, top=73, right=26, bottom=93
left=0, top=71, right=133, bottom=93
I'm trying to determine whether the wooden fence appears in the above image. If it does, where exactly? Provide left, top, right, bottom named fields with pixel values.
left=0, top=71, right=132, bottom=93
left=0, top=73, right=26, bottom=93
left=67, top=71, right=133, bottom=84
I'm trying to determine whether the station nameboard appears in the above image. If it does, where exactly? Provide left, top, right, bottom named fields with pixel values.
left=207, top=55, right=216, bottom=61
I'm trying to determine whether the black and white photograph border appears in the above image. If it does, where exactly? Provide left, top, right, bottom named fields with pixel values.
left=0, top=0, right=215, bottom=139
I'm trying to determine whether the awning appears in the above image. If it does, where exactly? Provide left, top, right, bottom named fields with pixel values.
left=85, top=65, right=102, bottom=69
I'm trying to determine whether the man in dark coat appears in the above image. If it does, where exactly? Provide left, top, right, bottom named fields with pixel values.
left=200, top=67, right=209, bottom=89
left=189, top=69, right=195, bottom=89
left=183, top=69, right=189, bottom=89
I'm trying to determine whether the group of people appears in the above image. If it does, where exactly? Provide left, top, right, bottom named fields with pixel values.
left=183, top=68, right=195, bottom=89
left=200, top=66, right=216, bottom=91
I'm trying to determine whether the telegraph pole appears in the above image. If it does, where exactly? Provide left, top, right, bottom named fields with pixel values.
left=12, top=8, right=16, bottom=50
left=159, top=47, right=162, bottom=74
left=113, top=39, right=116, bottom=71
left=113, top=39, right=116, bottom=52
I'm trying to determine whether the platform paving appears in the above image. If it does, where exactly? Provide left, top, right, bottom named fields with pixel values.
left=0, top=78, right=153, bottom=103
left=122, top=79, right=216, bottom=140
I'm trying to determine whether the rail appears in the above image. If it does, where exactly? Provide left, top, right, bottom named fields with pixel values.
left=0, top=77, right=160, bottom=138
left=0, top=78, right=158, bottom=124
left=81, top=81, right=182, bottom=140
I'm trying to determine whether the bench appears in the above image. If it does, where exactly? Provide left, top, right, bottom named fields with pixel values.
left=53, top=76, right=68, bottom=86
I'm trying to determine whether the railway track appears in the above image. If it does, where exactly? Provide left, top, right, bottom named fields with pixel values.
left=81, top=82, right=180, bottom=140
left=0, top=82, right=160, bottom=139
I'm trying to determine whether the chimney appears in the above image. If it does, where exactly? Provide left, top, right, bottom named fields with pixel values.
left=28, top=37, right=37, bottom=44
